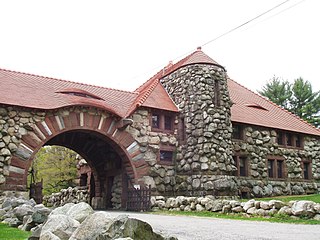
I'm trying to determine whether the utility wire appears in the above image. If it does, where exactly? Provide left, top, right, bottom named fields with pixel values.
left=130, top=0, right=300, bottom=82
left=201, top=0, right=292, bottom=48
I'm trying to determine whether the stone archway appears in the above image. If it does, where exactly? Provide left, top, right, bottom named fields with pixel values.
left=3, top=108, right=146, bottom=209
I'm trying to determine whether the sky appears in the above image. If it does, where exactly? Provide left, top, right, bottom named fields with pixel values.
left=0, top=0, right=319, bottom=93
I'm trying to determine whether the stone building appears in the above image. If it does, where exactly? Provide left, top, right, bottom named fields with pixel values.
left=0, top=48, right=319, bottom=209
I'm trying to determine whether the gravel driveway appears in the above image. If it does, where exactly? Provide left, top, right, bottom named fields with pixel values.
left=104, top=211, right=319, bottom=240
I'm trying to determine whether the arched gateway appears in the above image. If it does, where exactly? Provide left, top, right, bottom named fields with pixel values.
left=4, top=107, right=143, bottom=209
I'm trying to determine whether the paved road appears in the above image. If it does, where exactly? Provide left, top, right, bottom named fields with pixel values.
left=104, top=211, right=319, bottom=240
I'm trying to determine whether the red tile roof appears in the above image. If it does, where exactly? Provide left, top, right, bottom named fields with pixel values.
left=1, top=48, right=319, bottom=137
left=228, top=78, right=320, bottom=136
left=0, top=68, right=137, bottom=117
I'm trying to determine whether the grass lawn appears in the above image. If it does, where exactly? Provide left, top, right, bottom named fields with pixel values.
left=0, top=223, right=31, bottom=240
left=253, top=194, right=320, bottom=203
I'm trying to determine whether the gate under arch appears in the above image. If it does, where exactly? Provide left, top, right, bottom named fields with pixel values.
left=4, top=109, right=146, bottom=209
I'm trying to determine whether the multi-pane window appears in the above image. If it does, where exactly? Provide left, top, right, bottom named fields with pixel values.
left=276, top=131, right=303, bottom=148
left=267, top=158, right=285, bottom=179
left=302, top=160, right=312, bottom=180
left=233, top=155, right=248, bottom=177
left=277, top=131, right=284, bottom=145
left=268, top=160, right=275, bottom=178
left=151, top=111, right=174, bottom=132
left=152, top=114, right=160, bottom=129
left=164, top=115, right=173, bottom=130
left=232, top=124, right=244, bottom=140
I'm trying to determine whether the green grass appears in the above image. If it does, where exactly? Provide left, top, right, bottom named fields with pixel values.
left=153, top=210, right=320, bottom=224
left=0, top=223, right=31, bottom=240
left=251, top=194, right=320, bottom=203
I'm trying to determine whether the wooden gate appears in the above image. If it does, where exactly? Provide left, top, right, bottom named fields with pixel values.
left=29, top=180, right=43, bottom=204
left=127, top=185, right=151, bottom=211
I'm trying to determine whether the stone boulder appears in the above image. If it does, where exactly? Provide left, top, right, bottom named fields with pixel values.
left=69, top=212, right=113, bottom=240
left=40, top=214, right=80, bottom=240
left=32, top=204, right=52, bottom=223
left=40, top=231, right=61, bottom=240
left=49, top=203, right=75, bottom=216
left=66, top=202, right=94, bottom=223
left=98, top=215, right=177, bottom=240
left=13, top=204, right=35, bottom=221
left=291, top=201, right=315, bottom=217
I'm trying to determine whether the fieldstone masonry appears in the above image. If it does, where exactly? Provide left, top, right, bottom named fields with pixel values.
left=1, top=59, right=320, bottom=209
left=160, top=64, right=237, bottom=196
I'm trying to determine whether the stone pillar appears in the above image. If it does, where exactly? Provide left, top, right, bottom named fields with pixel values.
left=161, top=64, right=237, bottom=196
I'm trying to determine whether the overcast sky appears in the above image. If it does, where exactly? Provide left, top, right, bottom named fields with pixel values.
left=1, top=0, right=319, bottom=93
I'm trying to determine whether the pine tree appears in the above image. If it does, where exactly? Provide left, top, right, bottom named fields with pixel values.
left=259, top=77, right=320, bottom=127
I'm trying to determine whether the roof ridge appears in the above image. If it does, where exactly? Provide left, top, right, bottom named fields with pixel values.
left=228, top=77, right=320, bottom=133
left=0, top=67, right=136, bottom=95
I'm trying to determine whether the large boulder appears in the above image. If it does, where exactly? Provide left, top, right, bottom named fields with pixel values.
left=66, top=202, right=94, bottom=223
left=29, top=224, right=43, bottom=240
left=40, top=231, right=61, bottom=240
left=69, top=212, right=113, bottom=240
left=49, top=203, right=75, bottom=216
left=13, top=204, right=35, bottom=221
left=99, top=215, right=177, bottom=240
left=32, top=204, right=52, bottom=224
left=40, top=214, right=80, bottom=240
left=291, top=201, right=315, bottom=217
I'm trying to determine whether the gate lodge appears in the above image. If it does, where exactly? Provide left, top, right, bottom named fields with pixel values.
left=0, top=48, right=319, bottom=209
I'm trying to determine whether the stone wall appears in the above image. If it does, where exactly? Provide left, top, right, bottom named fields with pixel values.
left=110, top=174, right=122, bottom=209
left=233, top=125, right=320, bottom=197
left=151, top=195, right=320, bottom=220
left=0, top=105, right=46, bottom=188
left=160, top=64, right=236, bottom=196
left=43, top=186, right=90, bottom=207
left=126, top=109, right=178, bottom=196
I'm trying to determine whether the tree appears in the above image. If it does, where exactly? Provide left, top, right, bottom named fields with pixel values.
left=258, top=76, right=292, bottom=109
left=30, top=146, right=79, bottom=195
left=290, top=78, right=320, bottom=127
left=259, top=77, right=320, bottom=127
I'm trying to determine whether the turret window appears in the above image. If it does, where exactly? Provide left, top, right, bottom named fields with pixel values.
left=214, top=79, right=221, bottom=107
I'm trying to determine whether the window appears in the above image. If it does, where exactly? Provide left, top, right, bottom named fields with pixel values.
left=178, top=116, right=186, bottom=143
left=286, top=133, right=292, bottom=146
left=233, top=155, right=248, bottom=177
left=214, top=80, right=221, bottom=107
left=277, top=160, right=284, bottom=178
left=164, top=115, right=173, bottom=130
left=276, top=131, right=303, bottom=148
left=152, top=114, right=160, bottom=129
left=232, top=124, right=244, bottom=140
left=267, top=158, right=285, bottom=179
left=295, top=135, right=302, bottom=148
left=302, top=160, right=312, bottom=180
left=150, top=110, right=175, bottom=132
left=268, top=160, right=275, bottom=178
left=277, top=131, right=284, bottom=145
left=160, top=150, right=173, bottom=162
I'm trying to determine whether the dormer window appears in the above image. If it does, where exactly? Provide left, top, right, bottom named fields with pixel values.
left=57, top=88, right=103, bottom=100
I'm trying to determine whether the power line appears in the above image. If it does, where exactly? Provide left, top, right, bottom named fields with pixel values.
left=130, top=0, right=300, bottom=83
left=201, top=0, right=292, bottom=48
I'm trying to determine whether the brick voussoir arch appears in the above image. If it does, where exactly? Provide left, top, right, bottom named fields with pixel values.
left=7, top=110, right=144, bottom=191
